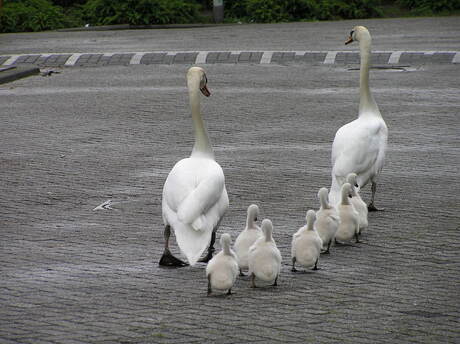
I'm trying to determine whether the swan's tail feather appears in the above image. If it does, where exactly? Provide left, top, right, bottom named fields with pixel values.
left=174, top=221, right=212, bottom=266
left=329, top=177, right=342, bottom=207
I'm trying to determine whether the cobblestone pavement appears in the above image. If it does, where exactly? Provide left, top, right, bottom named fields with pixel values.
left=1, top=16, right=460, bottom=344
left=1, top=59, right=459, bottom=343
left=1, top=51, right=459, bottom=67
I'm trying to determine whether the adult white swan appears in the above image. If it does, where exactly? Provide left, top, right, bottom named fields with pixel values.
left=329, top=26, right=388, bottom=211
left=160, top=67, right=229, bottom=267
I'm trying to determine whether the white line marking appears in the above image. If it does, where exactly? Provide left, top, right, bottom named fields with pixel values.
left=103, top=53, right=115, bottom=57
left=64, top=53, right=83, bottom=66
left=388, top=51, right=403, bottom=64
left=130, top=52, right=145, bottom=65
left=195, top=51, right=208, bottom=64
left=260, top=51, right=273, bottom=64
left=323, top=51, right=337, bottom=64
left=3, top=55, right=21, bottom=66
left=452, top=52, right=460, bottom=63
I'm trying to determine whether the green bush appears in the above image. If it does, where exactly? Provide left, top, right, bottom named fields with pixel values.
left=82, top=0, right=203, bottom=26
left=397, top=0, right=460, bottom=15
left=0, top=0, right=76, bottom=32
left=224, top=0, right=383, bottom=22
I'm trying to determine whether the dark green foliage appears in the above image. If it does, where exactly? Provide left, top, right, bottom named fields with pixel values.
left=224, top=0, right=383, bottom=22
left=397, top=0, right=460, bottom=15
left=0, top=0, right=76, bottom=32
left=82, top=0, right=202, bottom=26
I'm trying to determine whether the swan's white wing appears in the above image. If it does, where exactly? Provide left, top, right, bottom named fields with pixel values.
left=177, top=168, right=225, bottom=230
left=332, top=118, right=387, bottom=187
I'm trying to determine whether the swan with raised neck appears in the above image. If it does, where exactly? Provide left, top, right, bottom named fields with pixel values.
left=160, top=67, right=229, bottom=267
left=329, top=26, right=388, bottom=211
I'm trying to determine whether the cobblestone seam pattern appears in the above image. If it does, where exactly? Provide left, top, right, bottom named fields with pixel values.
left=0, top=51, right=458, bottom=67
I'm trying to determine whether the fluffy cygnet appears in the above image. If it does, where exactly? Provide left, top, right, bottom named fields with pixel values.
left=206, top=233, right=239, bottom=296
left=315, top=188, right=340, bottom=254
left=291, top=210, right=323, bottom=271
left=346, top=173, right=368, bottom=235
left=234, top=204, right=262, bottom=275
left=248, top=219, right=282, bottom=288
left=335, top=183, right=360, bottom=244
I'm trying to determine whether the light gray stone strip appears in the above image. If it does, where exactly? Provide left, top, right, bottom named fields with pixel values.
left=3, top=55, right=21, bottom=66
left=130, top=52, right=145, bottom=65
left=2, top=51, right=459, bottom=66
left=64, top=53, right=83, bottom=66
left=388, top=51, right=403, bottom=64
left=260, top=51, right=274, bottom=64
left=195, top=51, right=208, bottom=64
left=323, top=51, right=338, bottom=64
left=453, top=52, right=460, bottom=63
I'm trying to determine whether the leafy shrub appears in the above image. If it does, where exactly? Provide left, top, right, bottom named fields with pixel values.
left=0, top=0, right=75, bottom=32
left=83, top=0, right=203, bottom=26
left=224, top=0, right=383, bottom=22
left=397, top=0, right=460, bottom=15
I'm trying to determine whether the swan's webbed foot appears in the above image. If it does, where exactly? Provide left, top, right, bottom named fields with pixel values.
left=321, top=241, right=332, bottom=254
left=250, top=273, right=257, bottom=288
left=198, top=247, right=215, bottom=263
left=368, top=202, right=384, bottom=212
left=226, top=289, right=232, bottom=295
left=355, top=232, right=361, bottom=244
left=291, top=257, right=297, bottom=272
left=159, top=248, right=188, bottom=267
left=335, top=239, right=346, bottom=246
left=207, top=275, right=212, bottom=296
left=313, top=259, right=319, bottom=271
left=272, top=276, right=278, bottom=287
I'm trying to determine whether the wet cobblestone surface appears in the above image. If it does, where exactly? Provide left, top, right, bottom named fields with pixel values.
left=0, top=62, right=458, bottom=343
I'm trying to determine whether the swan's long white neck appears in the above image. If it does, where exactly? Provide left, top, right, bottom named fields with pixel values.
left=358, top=35, right=380, bottom=117
left=188, top=74, right=213, bottom=158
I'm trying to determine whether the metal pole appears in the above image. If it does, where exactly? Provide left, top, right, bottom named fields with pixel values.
left=213, top=0, right=224, bottom=23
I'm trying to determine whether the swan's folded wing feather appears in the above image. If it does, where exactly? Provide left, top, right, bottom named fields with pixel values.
left=176, top=171, right=225, bottom=228
left=332, top=121, right=383, bottom=179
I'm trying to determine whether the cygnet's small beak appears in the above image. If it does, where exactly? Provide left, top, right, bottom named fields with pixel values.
left=200, top=84, right=211, bottom=97
left=345, top=36, right=353, bottom=45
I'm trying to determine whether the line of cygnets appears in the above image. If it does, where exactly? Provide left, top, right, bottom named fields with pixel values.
left=207, top=171, right=367, bottom=296
left=159, top=26, right=388, bottom=296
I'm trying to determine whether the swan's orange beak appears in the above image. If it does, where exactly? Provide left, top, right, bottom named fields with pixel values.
left=345, top=36, right=353, bottom=45
left=200, top=84, right=211, bottom=97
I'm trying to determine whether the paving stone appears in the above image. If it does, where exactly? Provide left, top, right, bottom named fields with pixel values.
left=335, top=52, right=360, bottom=64
left=0, top=63, right=458, bottom=344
